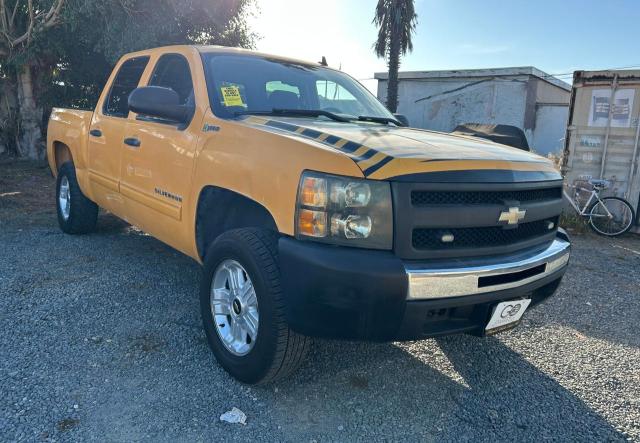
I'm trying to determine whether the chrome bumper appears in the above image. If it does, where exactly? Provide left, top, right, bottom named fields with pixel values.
left=405, top=239, right=570, bottom=300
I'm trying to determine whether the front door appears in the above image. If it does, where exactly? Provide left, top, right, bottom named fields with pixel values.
left=87, top=56, right=150, bottom=214
left=119, top=52, right=200, bottom=252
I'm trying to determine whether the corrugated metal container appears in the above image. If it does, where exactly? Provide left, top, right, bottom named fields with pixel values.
left=562, top=70, right=640, bottom=232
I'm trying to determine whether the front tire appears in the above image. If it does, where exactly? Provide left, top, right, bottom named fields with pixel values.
left=588, top=196, right=635, bottom=236
left=56, top=162, right=99, bottom=234
left=200, top=228, right=311, bottom=384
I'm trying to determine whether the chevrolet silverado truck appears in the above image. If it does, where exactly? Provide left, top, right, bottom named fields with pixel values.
left=47, top=45, right=571, bottom=384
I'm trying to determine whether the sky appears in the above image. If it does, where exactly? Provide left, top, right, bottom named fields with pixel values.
left=249, top=0, right=640, bottom=92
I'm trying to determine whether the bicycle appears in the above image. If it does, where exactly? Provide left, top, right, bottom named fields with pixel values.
left=563, top=178, right=635, bottom=236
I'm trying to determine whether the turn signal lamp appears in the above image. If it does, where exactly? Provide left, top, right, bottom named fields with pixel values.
left=297, top=209, right=327, bottom=237
left=299, top=176, right=327, bottom=208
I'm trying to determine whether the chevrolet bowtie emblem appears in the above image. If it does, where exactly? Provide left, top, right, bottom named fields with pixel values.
left=499, top=207, right=526, bottom=225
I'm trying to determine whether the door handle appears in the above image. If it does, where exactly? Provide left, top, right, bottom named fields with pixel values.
left=124, top=137, right=141, bottom=148
left=89, top=129, right=102, bottom=137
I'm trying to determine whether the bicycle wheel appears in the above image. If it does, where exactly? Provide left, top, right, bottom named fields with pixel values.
left=588, top=197, right=635, bottom=236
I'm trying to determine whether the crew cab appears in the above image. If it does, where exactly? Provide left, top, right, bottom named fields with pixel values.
left=47, top=45, right=570, bottom=384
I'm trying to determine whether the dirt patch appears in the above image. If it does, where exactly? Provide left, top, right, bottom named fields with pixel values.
left=348, top=374, right=369, bottom=390
left=0, top=159, right=130, bottom=232
left=0, top=159, right=55, bottom=225
left=56, top=417, right=80, bottom=432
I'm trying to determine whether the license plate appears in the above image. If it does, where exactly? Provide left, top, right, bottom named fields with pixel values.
left=485, top=299, right=532, bottom=333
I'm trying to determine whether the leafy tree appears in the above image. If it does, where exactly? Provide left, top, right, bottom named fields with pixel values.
left=373, top=0, right=417, bottom=113
left=0, top=0, right=256, bottom=159
left=45, top=0, right=256, bottom=111
left=1, top=0, right=65, bottom=159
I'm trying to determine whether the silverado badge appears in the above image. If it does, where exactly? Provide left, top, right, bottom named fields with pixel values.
left=499, top=207, right=526, bottom=225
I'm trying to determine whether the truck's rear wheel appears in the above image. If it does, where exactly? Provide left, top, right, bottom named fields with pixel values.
left=200, top=228, right=310, bottom=384
left=56, top=162, right=98, bottom=234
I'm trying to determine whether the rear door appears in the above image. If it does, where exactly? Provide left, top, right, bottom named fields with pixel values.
left=87, top=56, right=149, bottom=214
left=119, top=52, right=201, bottom=252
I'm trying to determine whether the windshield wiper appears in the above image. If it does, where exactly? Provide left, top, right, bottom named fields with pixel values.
left=235, top=108, right=351, bottom=123
left=357, top=115, right=403, bottom=126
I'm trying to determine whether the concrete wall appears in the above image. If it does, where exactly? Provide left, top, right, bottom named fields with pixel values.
left=532, top=104, right=569, bottom=156
left=377, top=76, right=527, bottom=132
left=376, top=71, right=569, bottom=156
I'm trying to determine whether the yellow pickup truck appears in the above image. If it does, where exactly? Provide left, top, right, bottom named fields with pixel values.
left=47, top=45, right=570, bottom=384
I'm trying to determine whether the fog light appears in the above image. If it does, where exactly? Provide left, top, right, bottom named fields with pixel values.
left=547, top=221, right=555, bottom=230
left=331, top=214, right=372, bottom=239
left=298, top=209, right=327, bottom=237
left=441, top=233, right=455, bottom=243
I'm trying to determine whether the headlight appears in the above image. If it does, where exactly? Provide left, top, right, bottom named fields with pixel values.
left=295, top=171, right=393, bottom=249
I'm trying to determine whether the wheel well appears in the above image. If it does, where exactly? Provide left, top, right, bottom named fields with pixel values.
left=53, top=142, right=73, bottom=174
left=195, top=186, right=279, bottom=260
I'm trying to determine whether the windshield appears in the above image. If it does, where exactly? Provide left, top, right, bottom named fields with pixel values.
left=201, top=53, right=395, bottom=121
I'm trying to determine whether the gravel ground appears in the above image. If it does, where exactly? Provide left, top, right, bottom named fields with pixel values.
left=1, top=161, right=639, bottom=442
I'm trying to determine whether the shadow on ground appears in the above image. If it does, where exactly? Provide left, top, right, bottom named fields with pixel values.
left=254, top=336, right=626, bottom=441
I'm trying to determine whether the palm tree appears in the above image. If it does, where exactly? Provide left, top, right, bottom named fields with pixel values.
left=373, top=0, right=418, bottom=113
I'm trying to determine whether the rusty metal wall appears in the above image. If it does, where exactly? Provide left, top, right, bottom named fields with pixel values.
left=563, top=70, right=640, bottom=230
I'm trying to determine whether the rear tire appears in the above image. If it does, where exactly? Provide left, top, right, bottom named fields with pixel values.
left=56, top=162, right=99, bottom=234
left=588, top=196, right=635, bottom=236
left=200, top=228, right=311, bottom=384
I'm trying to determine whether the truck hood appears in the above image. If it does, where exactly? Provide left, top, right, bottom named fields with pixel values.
left=241, top=116, right=561, bottom=182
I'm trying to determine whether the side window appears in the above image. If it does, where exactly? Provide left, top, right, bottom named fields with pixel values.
left=149, top=54, right=194, bottom=106
left=103, top=56, right=149, bottom=117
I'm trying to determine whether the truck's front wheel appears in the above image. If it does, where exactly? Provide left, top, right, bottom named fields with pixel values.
left=200, top=228, right=310, bottom=384
left=56, top=162, right=98, bottom=234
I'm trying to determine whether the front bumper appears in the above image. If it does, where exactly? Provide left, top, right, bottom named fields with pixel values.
left=279, top=232, right=570, bottom=341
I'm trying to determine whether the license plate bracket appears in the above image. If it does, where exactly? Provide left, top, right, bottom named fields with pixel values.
left=485, top=299, right=532, bottom=333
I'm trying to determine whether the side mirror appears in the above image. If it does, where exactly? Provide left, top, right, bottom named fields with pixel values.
left=394, top=114, right=409, bottom=127
left=128, top=86, right=193, bottom=124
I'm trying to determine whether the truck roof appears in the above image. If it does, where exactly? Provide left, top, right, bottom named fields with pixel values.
left=121, top=44, right=326, bottom=70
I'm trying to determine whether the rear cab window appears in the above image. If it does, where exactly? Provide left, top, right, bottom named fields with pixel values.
left=103, top=56, right=149, bottom=118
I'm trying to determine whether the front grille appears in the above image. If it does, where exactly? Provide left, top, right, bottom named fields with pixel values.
left=412, top=217, right=559, bottom=250
left=393, top=180, right=564, bottom=259
left=411, top=188, right=562, bottom=206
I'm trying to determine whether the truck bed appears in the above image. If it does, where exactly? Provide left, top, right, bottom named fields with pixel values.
left=47, top=108, right=94, bottom=176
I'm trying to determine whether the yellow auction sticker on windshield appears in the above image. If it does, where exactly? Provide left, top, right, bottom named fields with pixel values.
left=221, top=86, right=245, bottom=107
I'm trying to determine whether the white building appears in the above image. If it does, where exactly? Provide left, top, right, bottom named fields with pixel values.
left=375, top=67, right=571, bottom=156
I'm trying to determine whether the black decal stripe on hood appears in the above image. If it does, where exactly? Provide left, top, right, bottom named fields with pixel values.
left=363, top=156, right=394, bottom=176
left=242, top=116, right=560, bottom=182
left=258, top=118, right=392, bottom=177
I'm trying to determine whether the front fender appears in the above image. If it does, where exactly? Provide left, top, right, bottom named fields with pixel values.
left=188, top=111, right=363, bottom=238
